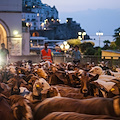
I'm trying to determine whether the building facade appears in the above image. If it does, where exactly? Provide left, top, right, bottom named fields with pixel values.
left=0, top=0, right=30, bottom=55
left=22, top=0, right=58, bottom=30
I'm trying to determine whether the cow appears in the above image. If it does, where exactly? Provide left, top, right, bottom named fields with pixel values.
left=25, top=78, right=50, bottom=101
left=52, top=85, right=92, bottom=99
left=9, top=95, right=33, bottom=120
left=89, top=66, right=120, bottom=97
left=36, top=68, right=48, bottom=79
left=79, top=71, right=106, bottom=97
left=34, top=96, right=120, bottom=120
left=41, top=86, right=61, bottom=101
left=7, top=76, right=27, bottom=95
left=42, top=112, right=119, bottom=120
left=0, top=94, right=15, bottom=120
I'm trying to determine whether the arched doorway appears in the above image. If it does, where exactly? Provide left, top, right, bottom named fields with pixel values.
left=0, top=24, right=7, bottom=49
left=32, top=32, right=39, bottom=37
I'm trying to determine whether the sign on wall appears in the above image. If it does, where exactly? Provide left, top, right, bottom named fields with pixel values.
left=10, top=38, right=22, bottom=55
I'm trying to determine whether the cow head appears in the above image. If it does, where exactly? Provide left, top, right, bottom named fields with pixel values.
left=37, top=68, right=48, bottom=79
left=7, top=77, right=27, bottom=95
left=79, top=71, right=99, bottom=95
left=89, top=66, right=103, bottom=75
left=46, top=86, right=61, bottom=98
left=28, top=76, right=39, bottom=86
left=11, top=99, right=33, bottom=120
left=33, top=78, right=50, bottom=96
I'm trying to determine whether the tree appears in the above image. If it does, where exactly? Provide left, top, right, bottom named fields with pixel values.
left=84, top=48, right=95, bottom=55
left=79, top=42, right=94, bottom=53
left=110, top=42, right=117, bottom=50
left=113, top=27, right=120, bottom=49
left=67, top=39, right=81, bottom=47
left=103, top=40, right=110, bottom=46
left=103, top=40, right=110, bottom=50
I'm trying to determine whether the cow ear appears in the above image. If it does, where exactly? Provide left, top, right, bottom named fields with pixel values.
left=7, top=78, right=14, bottom=83
left=89, top=74, right=99, bottom=82
left=21, top=79, right=27, bottom=85
left=0, top=94, right=9, bottom=100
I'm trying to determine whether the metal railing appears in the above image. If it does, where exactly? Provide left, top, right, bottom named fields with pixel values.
left=9, top=54, right=120, bottom=66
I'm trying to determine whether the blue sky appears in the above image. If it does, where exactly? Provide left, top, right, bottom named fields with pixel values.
left=42, top=0, right=120, bottom=35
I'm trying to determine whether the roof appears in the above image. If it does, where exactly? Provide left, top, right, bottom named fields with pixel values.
left=102, top=50, right=120, bottom=54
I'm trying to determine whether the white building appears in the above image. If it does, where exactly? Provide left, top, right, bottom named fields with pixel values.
left=0, top=0, right=30, bottom=55
left=22, top=0, right=58, bottom=30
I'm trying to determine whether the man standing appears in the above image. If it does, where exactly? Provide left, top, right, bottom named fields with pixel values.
left=0, top=43, right=9, bottom=66
left=72, top=45, right=81, bottom=64
left=41, top=42, right=53, bottom=63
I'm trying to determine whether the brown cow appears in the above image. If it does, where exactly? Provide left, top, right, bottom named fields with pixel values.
left=34, top=96, right=120, bottom=119
left=79, top=71, right=107, bottom=97
left=41, top=86, right=61, bottom=101
left=7, top=76, right=27, bottom=95
left=42, top=112, right=119, bottom=120
left=9, top=95, right=33, bottom=120
left=0, top=94, right=15, bottom=120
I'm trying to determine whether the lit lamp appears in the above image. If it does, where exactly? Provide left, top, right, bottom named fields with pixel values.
left=96, top=31, right=103, bottom=47
left=13, top=30, right=18, bottom=36
left=78, top=31, right=86, bottom=40
left=26, top=22, right=32, bottom=28
left=60, top=41, right=70, bottom=62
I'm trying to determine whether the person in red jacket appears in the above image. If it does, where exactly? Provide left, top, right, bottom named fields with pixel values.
left=41, top=42, right=53, bottom=63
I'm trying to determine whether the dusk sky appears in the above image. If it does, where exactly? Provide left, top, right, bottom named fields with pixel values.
left=42, top=0, right=120, bottom=36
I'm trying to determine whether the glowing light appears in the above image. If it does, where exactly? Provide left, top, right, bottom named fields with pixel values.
left=78, top=36, right=82, bottom=40
left=83, top=32, right=86, bottom=36
left=13, top=30, right=18, bottom=35
left=26, top=22, right=29, bottom=27
left=51, top=19, right=54, bottom=21
left=96, top=32, right=103, bottom=36
left=63, top=41, right=67, bottom=45
left=22, top=19, right=25, bottom=21
left=37, top=13, right=39, bottom=16
left=78, top=32, right=82, bottom=35
left=60, top=41, right=70, bottom=52
left=78, top=31, right=86, bottom=40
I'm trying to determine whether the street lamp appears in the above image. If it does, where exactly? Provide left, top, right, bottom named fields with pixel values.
left=26, top=22, right=32, bottom=29
left=78, top=31, right=86, bottom=40
left=96, top=31, right=103, bottom=47
left=60, top=41, right=70, bottom=62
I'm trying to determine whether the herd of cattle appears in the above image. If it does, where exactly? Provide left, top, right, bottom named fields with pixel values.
left=0, top=60, right=120, bottom=120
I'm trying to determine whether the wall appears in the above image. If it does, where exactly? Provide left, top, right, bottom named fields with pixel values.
left=102, top=50, right=120, bottom=59
left=0, top=0, right=23, bottom=55
left=0, top=0, right=22, bottom=11
left=22, top=27, right=30, bottom=55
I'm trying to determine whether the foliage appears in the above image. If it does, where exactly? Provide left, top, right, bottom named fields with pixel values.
left=115, top=37, right=120, bottom=49
left=79, top=42, right=94, bottom=53
left=67, top=39, right=81, bottom=47
left=103, top=40, right=110, bottom=45
left=110, top=42, right=117, bottom=50
left=113, top=27, right=120, bottom=49
left=94, top=47, right=101, bottom=56
left=84, top=48, right=95, bottom=55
